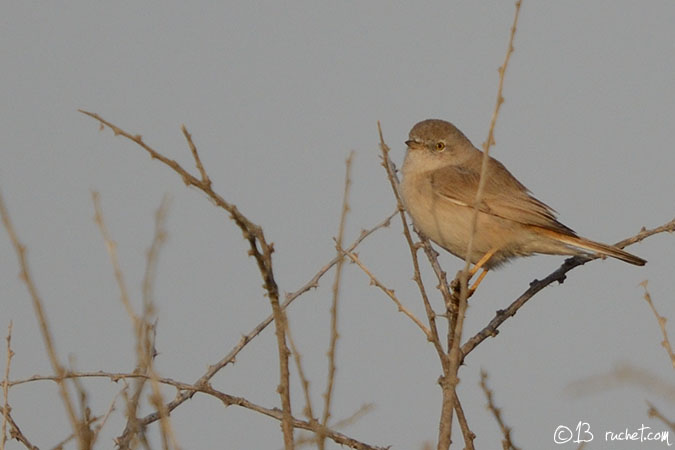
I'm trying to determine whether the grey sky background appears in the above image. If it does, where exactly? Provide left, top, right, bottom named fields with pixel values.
left=2, top=2, right=674, bottom=449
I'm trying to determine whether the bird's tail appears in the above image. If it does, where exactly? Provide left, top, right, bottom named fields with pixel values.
left=537, top=228, right=647, bottom=266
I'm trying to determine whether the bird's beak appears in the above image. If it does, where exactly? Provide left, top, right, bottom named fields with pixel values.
left=405, top=139, right=422, bottom=149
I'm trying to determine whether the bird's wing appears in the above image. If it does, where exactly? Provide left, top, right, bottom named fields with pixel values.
left=430, top=158, right=576, bottom=235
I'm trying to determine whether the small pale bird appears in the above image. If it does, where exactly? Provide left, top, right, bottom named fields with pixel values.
left=400, top=119, right=646, bottom=283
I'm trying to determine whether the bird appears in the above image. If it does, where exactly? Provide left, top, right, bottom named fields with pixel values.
left=400, top=119, right=645, bottom=288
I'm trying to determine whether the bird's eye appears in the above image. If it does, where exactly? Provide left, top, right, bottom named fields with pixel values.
left=435, top=142, right=446, bottom=151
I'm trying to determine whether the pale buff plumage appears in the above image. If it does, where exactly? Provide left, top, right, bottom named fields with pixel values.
left=401, top=119, right=646, bottom=269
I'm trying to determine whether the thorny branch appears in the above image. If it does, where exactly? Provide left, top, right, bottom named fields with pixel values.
left=9, top=371, right=387, bottom=450
left=460, top=218, right=675, bottom=362
left=0, top=189, right=86, bottom=447
left=446, top=2, right=522, bottom=449
left=79, top=110, right=397, bottom=448
left=80, top=110, right=295, bottom=448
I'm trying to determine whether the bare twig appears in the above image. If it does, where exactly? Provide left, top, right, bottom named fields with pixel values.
left=142, top=197, right=178, bottom=450
left=1, top=322, right=13, bottom=450
left=452, top=392, right=475, bottom=450
left=461, top=218, right=675, bottom=361
left=50, top=414, right=102, bottom=450
left=480, top=370, right=519, bottom=450
left=286, top=211, right=396, bottom=306
left=320, top=152, right=354, bottom=450
left=184, top=385, right=382, bottom=450
left=142, top=195, right=169, bottom=315
left=91, top=191, right=138, bottom=324
left=566, top=363, right=675, bottom=402
left=416, top=241, right=456, bottom=350
left=93, top=193, right=178, bottom=449
left=0, top=188, right=82, bottom=444
left=343, top=249, right=432, bottom=339
left=81, top=111, right=399, bottom=445
left=286, top=325, right=317, bottom=424
left=181, top=125, right=211, bottom=188
left=91, top=386, right=125, bottom=445
left=444, top=3, right=522, bottom=449
left=459, top=0, right=522, bottom=294
left=265, top=253, right=293, bottom=449
left=108, top=212, right=394, bottom=437
left=463, top=0, right=523, bottom=283
left=295, top=404, right=374, bottom=449
left=80, top=112, right=279, bottom=310
left=331, top=403, right=374, bottom=430
left=11, top=371, right=387, bottom=450
left=379, top=124, right=481, bottom=450
left=68, top=356, right=95, bottom=448
left=647, top=401, right=675, bottom=433
left=377, top=122, right=446, bottom=362
left=81, top=111, right=294, bottom=448
left=640, top=281, right=675, bottom=368
left=0, top=407, right=37, bottom=450
left=0, top=328, right=36, bottom=450
left=92, top=192, right=146, bottom=446
left=378, top=3, right=523, bottom=447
